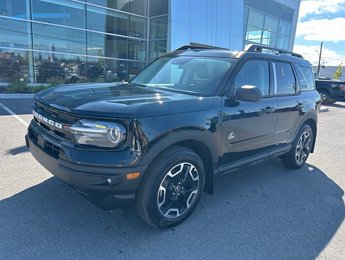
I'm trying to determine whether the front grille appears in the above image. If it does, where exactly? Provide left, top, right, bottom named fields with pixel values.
left=28, top=126, right=61, bottom=159
left=35, top=101, right=78, bottom=124
left=46, top=141, right=61, bottom=158
left=34, top=101, right=78, bottom=142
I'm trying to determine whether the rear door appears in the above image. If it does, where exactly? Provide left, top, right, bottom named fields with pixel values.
left=272, top=61, right=305, bottom=145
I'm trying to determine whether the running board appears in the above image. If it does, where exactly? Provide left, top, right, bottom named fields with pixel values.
left=216, top=145, right=292, bottom=176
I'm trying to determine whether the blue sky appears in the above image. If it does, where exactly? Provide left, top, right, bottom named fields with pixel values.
left=293, top=0, right=345, bottom=66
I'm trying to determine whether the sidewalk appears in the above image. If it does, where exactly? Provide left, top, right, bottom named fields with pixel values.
left=0, top=94, right=35, bottom=99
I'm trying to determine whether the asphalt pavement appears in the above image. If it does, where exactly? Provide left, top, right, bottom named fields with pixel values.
left=0, top=97, right=344, bottom=259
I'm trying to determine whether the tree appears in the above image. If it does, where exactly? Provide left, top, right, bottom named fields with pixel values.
left=333, top=63, right=343, bottom=79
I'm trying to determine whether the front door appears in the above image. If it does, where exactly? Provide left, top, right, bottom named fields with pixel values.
left=220, top=59, right=278, bottom=165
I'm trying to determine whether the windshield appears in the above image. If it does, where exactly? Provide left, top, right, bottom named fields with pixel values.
left=131, top=56, right=234, bottom=95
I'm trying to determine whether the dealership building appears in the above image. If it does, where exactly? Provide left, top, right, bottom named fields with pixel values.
left=0, top=0, right=301, bottom=85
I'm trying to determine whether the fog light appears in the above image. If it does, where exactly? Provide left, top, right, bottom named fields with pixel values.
left=106, top=178, right=112, bottom=184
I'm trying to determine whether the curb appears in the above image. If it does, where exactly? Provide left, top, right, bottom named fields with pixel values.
left=0, top=94, right=35, bottom=99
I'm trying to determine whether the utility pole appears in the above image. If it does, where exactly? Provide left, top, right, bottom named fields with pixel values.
left=317, top=42, right=323, bottom=78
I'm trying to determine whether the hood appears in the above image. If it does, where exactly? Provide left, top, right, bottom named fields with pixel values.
left=34, top=83, right=215, bottom=118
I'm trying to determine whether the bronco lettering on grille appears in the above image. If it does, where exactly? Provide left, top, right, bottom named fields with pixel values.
left=33, top=110, right=63, bottom=129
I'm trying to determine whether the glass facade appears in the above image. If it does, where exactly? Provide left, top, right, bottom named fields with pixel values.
left=0, top=0, right=168, bottom=84
left=0, top=0, right=298, bottom=86
left=244, top=0, right=294, bottom=49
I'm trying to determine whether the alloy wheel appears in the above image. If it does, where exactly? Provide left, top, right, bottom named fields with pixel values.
left=295, top=131, right=311, bottom=166
left=157, top=162, right=200, bottom=219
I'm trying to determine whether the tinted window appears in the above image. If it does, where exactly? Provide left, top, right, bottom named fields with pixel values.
left=235, top=60, right=270, bottom=96
left=274, top=62, right=296, bottom=95
left=293, top=64, right=315, bottom=91
left=300, top=66, right=315, bottom=90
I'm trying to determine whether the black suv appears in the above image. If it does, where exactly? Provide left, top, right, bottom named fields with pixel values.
left=26, top=45, right=321, bottom=228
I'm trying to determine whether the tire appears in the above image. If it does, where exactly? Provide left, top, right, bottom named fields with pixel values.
left=319, top=90, right=336, bottom=104
left=136, top=146, right=205, bottom=228
left=282, top=124, right=313, bottom=169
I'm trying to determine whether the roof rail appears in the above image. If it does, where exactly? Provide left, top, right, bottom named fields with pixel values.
left=175, top=45, right=227, bottom=51
left=245, top=44, right=303, bottom=58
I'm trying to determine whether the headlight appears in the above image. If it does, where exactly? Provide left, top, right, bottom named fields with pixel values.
left=69, top=120, right=126, bottom=148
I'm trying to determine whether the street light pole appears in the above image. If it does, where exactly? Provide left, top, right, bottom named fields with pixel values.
left=317, top=42, right=323, bottom=78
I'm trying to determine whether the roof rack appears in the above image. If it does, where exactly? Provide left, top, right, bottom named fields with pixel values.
left=245, top=44, right=303, bottom=58
left=175, top=44, right=227, bottom=51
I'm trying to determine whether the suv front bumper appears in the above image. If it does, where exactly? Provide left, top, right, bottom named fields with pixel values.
left=25, top=120, right=147, bottom=209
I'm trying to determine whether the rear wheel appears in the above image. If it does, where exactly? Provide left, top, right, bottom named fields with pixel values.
left=282, top=124, right=313, bottom=169
left=136, top=146, right=205, bottom=228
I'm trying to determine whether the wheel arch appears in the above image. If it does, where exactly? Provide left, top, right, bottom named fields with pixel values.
left=300, top=117, right=317, bottom=153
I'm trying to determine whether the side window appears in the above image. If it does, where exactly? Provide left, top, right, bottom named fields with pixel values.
left=273, top=62, right=296, bottom=95
left=300, top=66, right=315, bottom=90
left=234, top=60, right=269, bottom=96
left=293, top=64, right=309, bottom=90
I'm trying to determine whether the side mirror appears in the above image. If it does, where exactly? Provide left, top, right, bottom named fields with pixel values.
left=234, top=85, right=262, bottom=102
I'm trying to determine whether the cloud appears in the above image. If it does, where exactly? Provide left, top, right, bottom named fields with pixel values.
left=299, top=0, right=345, bottom=19
left=296, top=17, right=345, bottom=43
left=293, top=44, right=345, bottom=66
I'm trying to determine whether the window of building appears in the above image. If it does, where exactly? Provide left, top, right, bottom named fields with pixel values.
left=87, top=5, right=130, bottom=36
left=244, top=0, right=294, bottom=50
left=32, top=0, right=85, bottom=29
left=149, top=0, right=168, bottom=17
left=0, top=18, right=29, bottom=49
left=262, top=30, right=277, bottom=46
left=150, top=15, right=168, bottom=40
left=34, top=52, right=84, bottom=84
left=278, top=20, right=291, bottom=36
left=32, top=23, right=86, bottom=55
left=273, top=62, right=296, bottom=95
left=0, top=0, right=29, bottom=19
left=149, top=40, right=167, bottom=62
left=248, top=9, right=265, bottom=28
left=0, top=49, right=30, bottom=83
left=235, top=60, right=270, bottom=96
left=276, top=35, right=289, bottom=49
left=246, top=25, right=263, bottom=43
left=87, top=0, right=148, bottom=16
left=129, top=39, right=146, bottom=61
left=87, top=31, right=128, bottom=58
left=264, top=16, right=279, bottom=32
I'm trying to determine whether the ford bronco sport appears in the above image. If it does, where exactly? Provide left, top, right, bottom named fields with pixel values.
left=26, top=45, right=321, bottom=227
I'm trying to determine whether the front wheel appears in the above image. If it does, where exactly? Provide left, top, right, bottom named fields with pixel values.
left=319, top=90, right=336, bottom=104
left=282, top=124, right=313, bottom=169
left=136, top=146, right=205, bottom=228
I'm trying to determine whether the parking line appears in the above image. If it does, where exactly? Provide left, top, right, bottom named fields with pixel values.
left=0, top=102, right=29, bottom=128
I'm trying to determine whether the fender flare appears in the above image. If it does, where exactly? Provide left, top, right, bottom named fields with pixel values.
left=139, top=130, right=219, bottom=167
left=138, top=130, right=219, bottom=194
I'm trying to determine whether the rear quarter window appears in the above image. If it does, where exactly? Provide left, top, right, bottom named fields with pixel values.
left=293, top=64, right=315, bottom=91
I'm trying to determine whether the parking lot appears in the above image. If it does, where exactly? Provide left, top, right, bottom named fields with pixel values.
left=0, top=97, right=344, bottom=259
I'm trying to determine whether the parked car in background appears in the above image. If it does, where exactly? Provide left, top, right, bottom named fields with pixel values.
left=315, top=78, right=345, bottom=104
left=37, top=61, right=66, bottom=83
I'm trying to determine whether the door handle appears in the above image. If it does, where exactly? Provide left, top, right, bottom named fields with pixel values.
left=263, top=106, right=276, bottom=113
